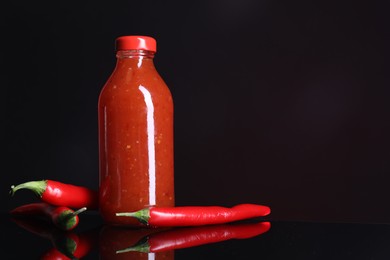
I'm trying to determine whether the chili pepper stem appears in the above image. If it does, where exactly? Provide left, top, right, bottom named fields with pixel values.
left=116, top=238, right=150, bottom=254
left=70, top=207, right=87, bottom=218
left=10, top=180, right=47, bottom=197
left=116, top=208, right=150, bottom=225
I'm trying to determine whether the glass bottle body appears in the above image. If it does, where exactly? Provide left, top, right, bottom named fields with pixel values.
left=98, top=50, right=174, bottom=226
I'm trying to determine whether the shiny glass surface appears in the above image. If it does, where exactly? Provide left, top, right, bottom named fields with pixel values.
left=3, top=212, right=390, bottom=259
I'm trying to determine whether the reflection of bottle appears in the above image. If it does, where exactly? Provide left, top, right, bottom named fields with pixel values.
left=98, top=36, right=175, bottom=226
left=99, top=226, right=174, bottom=260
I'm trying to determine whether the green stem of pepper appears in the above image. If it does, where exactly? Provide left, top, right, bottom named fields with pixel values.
left=116, top=208, right=150, bottom=225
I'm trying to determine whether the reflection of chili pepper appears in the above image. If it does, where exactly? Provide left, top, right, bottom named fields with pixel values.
left=116, top=204, right=271, bottom=227
left=42, top=232, right=81, bottom=259
left=117, top=221, right=271, bottom=253
left=12, top=217, right=79, bottom=259
left=10, top=202, right=86, bottom=231
left=41, top=248, right=75, bottom=260
left=41, top=232, right=96, bottom=260
left=99, top=226, right=173, bottom=260
left=10, top=180, right=98, bottom=209
left=12, top=217, right=97, bottom=259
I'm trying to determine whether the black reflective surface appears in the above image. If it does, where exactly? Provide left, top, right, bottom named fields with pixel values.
left=3, top=212, right=390, bottom=259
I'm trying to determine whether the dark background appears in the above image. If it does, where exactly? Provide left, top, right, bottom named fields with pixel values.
left=2, top=0, right=389, bottom=223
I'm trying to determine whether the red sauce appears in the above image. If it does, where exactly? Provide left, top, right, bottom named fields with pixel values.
left=98, top=36, right=174, bottom=226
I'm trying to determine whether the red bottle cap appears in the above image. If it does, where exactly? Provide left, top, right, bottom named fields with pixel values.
left=115, top=35, right=157, bottom=52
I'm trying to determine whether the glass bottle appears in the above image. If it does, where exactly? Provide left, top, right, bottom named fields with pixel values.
left=98, top=36, right=174, bottom=226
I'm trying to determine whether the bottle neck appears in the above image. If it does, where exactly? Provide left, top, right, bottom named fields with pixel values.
left=116, top=49, right=155, bottom=59
left=115, top=50, right=155, bottom=69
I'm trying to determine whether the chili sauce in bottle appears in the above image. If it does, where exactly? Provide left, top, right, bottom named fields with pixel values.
left=98, top=36, right=174, bottom=226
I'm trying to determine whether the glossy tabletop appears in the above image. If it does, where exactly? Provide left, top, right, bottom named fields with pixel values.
left=2, top=212, right=390, bottom=259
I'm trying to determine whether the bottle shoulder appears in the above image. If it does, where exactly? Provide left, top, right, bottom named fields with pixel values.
left=104, top=69, right=168, bottom=90
left=99, top=67, right=172, bottom=103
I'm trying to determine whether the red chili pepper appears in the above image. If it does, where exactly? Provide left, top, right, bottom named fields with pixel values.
left=10, top=180, right=98, bottom=210
left=117, top=221, right=271, bottom=253
left=116, top=204, right=271, bottom=227
left=10, top=202, right=86, bottom=231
